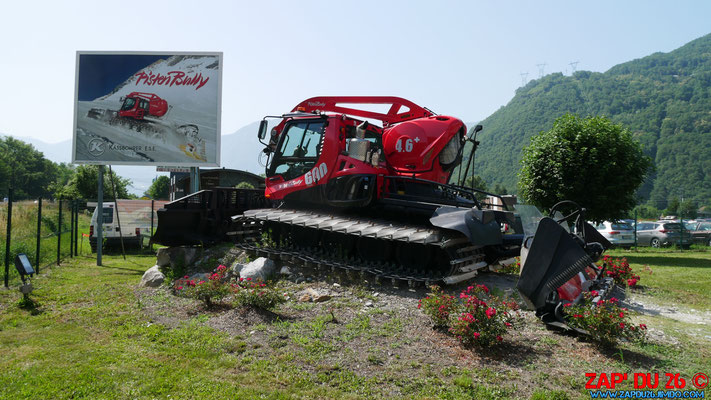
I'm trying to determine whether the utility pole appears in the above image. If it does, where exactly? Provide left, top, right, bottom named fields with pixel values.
left=536, top=63, right=547, bottom=78
left=569, top=61, right=579, bottom=75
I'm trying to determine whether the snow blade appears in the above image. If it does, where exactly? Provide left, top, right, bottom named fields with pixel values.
left=516, top=217, right=594, bottom=310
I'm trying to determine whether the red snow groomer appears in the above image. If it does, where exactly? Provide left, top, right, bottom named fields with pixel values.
left=153, top=96, right=615, bottom=330
left=118, top=92, right=168, bottom=120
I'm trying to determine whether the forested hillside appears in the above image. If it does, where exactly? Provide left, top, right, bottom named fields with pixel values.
left=472, top=33, right=711, bottom=209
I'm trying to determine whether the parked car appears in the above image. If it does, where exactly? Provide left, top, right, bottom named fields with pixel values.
left=686, top=221, right=711, bottom=246
left=89, top=200, right=167, bottom=253
left=635, top=221, right=692, bottom=248
left=592, top=221, right=635, bottom=249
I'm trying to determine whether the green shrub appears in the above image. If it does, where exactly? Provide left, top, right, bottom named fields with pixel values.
left=419, top=284, right=521, bottom=346
left=564, top=292, right=646, bottom=347
left=418, top=285, right=456, bottom=327
left=174, top=265, right=230, bottom=308
left=232, top=278, right=286, bottom=310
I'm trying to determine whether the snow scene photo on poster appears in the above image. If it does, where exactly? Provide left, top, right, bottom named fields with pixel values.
left=73, top=52, right=222, bottom=166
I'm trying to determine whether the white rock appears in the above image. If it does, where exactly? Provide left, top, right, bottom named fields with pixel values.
left=140, top=265, right=165, bottom=287
left=156, top=248, right=172, bottom=267
left=280, top=266, right=292, bottom=276
left=240, top=257, right=277, bottom=281
left=365, top=301, right=374, bottom=307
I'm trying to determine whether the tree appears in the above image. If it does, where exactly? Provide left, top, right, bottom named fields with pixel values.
left=492, top=183, right=508, bottom=195
left=633, top=204, right=661, bottom=220
left=664, top=197, right=680, bottom=217
left=0, top=136, right=58, bottom=199
left=146, top=175, right=170, bottom=200
left=464, top=175, right=488, bottom=200
left=62, top=165, right=133, bottom=200
left=518, top=114, right=652, bottom=222
left=235, top=181, right=255, bottom=189
left=679, top=199, right=698, bottom=219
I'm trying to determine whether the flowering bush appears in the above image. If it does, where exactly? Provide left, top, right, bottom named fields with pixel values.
left=600, top=256, right=641, bottom=287
left=564, top=292, right=646, bottom=347
left=418, top=285, right=457, bottom=327
left=232, top=277, right=286, bottom=310
left=174, top=265, right=231, bottom=307
left=494, top=257, right=521, bottom=275
left=448, top=284, right=520, bottom=346
left=419, top=284, right=520, bottom=346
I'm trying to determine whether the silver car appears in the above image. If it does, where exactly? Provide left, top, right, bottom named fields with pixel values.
left=593, top=221, right=635, bottom=249
left=635, top=221, right=692, bottom=248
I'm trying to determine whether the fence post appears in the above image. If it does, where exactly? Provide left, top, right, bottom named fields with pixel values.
left=57, top=198, right=62, bottom=266
left=74, top=200, right=79, bottom=256
left=4, top=188, right=13, bottom=288
left=150, top=199, right=155, bottom=252
left=69, top=200, right=75, bottom=258
left=36, top=197, right=42, bottom=274
left=633, top=208, right=638, bottom=251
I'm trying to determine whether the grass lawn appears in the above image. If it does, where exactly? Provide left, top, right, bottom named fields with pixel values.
left=0, top=250, right=709, bottom=399
left=607, top=246, right=711, bottom=311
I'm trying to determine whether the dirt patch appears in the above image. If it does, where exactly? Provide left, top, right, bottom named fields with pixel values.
left=626, top=291, right=711, bottom=326
left=135, top=255, right=674, bottom=399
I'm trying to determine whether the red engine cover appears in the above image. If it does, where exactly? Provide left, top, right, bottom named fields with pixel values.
left=382, top=115, right=464, bottom=182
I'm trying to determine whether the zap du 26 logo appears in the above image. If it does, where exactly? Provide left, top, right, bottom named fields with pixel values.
left=585, top=372, right=708, bottom=390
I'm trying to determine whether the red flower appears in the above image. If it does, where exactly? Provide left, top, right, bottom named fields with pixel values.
left=496, top=335, right=503, bottom=342
left=486, top=307, right=496, bottom=319
left=639, top=324, right=647, bottom=330
left=473, top=332, right=480, bottom=339
left=619, top=322, right=625, bottom=328
left=176, top=286, right=183, bottom=290
left=619, top=312, right=624, bottom=318
left=609, top=297, right=619, bottom=304
left=590, top=290, right=599, bottom=297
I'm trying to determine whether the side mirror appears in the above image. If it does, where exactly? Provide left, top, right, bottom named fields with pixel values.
left=474, top=124, right=483, bottom=134
left=258, top=120, right=268, bottom=140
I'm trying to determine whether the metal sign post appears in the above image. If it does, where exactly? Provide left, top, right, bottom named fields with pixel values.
left=190, top=167, right=200, bottom=194
left=97, top=165, right=104, bottom=266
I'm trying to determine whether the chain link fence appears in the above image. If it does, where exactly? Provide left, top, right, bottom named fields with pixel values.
left=2, top=189, right=166, bottom=288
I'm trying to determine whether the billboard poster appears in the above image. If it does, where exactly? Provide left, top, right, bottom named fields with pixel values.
left=73, top=51, right=222, bottom=166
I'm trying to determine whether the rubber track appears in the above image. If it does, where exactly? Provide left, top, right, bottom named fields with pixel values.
left=228, top=208, right=487, bottom=286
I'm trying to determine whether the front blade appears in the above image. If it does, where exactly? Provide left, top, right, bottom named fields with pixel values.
left=516, top=217, right=594, bottom=310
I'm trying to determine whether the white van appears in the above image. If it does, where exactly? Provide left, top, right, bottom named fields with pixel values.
left=89, top=200, right=167, bottom=252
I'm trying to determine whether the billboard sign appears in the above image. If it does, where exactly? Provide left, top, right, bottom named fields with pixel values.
left=73, top=52, right=222, bottom=166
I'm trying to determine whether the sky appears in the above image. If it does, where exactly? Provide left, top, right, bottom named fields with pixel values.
left=1, top=0, right=710, bottom=146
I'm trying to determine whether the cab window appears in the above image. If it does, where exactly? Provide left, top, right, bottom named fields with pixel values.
left=269, top=120, right=326, bottom=181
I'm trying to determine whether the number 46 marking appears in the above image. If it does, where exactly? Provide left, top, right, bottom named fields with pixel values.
left=396, top=138, right=414, bottom=153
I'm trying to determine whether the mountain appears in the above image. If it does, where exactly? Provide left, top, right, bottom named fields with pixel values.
left=219, top=121, right=266, bottom=174
left=471, top=33, right=711, bottom=209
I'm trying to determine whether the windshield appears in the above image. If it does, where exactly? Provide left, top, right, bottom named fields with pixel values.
left=121, top=98, right=136, bottom=111
left=663, top=223, right=683, bottom=231
left=268, top=119, right=326, bottom=181
left=93, top=207, right=113, bottom=224
left=611, top=223, right=632, bottom=230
